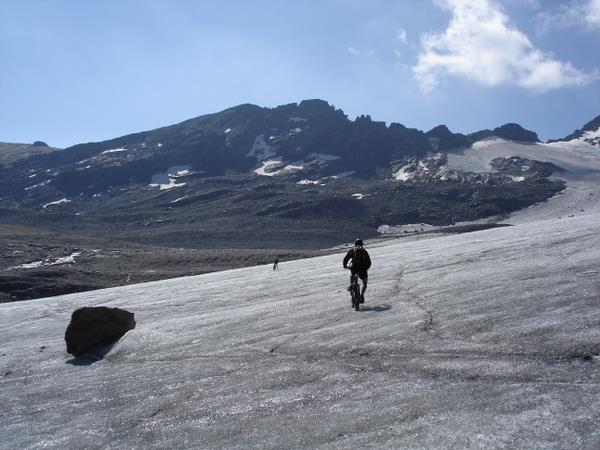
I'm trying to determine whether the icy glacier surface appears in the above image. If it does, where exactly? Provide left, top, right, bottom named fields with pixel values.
left=2, top=208, right=600, bottom=448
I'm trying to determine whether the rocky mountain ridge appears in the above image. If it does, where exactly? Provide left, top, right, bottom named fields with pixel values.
left=2, top=99, right=543, bottom=189
left=551, top=114, right=600, bottom=146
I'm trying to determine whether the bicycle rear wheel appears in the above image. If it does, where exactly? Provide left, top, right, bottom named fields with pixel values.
left=352, top=282, right=360, bottom=311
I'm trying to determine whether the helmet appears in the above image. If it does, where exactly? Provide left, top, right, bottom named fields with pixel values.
left=354, top=239, right=364, bottom=246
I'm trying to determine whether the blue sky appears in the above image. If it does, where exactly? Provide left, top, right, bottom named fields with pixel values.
left=1, top=0, right=599, bottom=148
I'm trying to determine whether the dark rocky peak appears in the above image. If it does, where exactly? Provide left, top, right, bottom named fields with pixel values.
left=297, top=99, right=337, bottom=115
left=469, top=123, right=538, bottom=143
left=168, top=103, right=265, bottom=134
left=426, top=124, right=452, bottom=137
left=388, top=123, right=432, bottom=157
left=221, top=103, right=264, bottom=115
left=552, top=114, right=600, bottom=143
left=31, top=141, right=49, bottom=147
left=265, top=100, right=347, bottom=125
left=468, top=129, right=494, bottom=142
left=581, top=114, right=600, bottom=133
left=493, top=123, right=538, bottom=142
left=354, top=115, right=387, bottom=131
left=426, top=125, right=471, bottom=152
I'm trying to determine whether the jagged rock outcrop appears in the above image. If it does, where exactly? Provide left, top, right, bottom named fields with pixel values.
left=490, top=156, right=565, bottom=178
left=391, top=153, right=566, bottom=186
left=65, top=306, right=135, bottom=357
left=469, top=123, right=539, bottom=143
left=426, top=125, right=471, bottom=151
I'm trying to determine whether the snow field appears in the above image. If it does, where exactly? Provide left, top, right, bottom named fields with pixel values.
left=2, top=210, right=600, bottom=448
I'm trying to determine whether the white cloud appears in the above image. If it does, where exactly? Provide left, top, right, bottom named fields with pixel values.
left=537, top=0, right=600, bottom=32
left=396, top=28, right=407, bottom=44
left=587, top=0, right=600, bottom=27
left=413, top=0, right=595, bottom=93
left=347, top=46, right=376, bottom=58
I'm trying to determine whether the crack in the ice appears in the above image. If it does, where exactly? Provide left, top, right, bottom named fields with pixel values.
left=391, top=269, right=441, bottom=338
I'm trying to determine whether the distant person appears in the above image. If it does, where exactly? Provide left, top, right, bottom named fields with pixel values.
left=273, top=256, right=279, bottom=271
left=343, top=239, right=371, bottom=303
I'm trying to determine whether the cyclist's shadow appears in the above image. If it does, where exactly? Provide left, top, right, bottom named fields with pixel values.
left=360, top=304, right=392, bottom=312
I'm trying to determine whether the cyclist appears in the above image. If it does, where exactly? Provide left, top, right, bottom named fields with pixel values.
left=343, top=239, right=371, bottom=303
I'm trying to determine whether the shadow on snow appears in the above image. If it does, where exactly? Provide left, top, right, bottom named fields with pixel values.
left=360, top=304, right=392, bottom=312
left=65, top=341, right=118, bottom=366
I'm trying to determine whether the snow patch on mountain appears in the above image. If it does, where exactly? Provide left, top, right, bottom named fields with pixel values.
left=9, top=260, right=44, bottom=270
left=42, top=198, right=70, bottom=208
left=329, top=171, right=355, bottom=179
left=150, top=179, right=186, bottom=191
left=392, top=165, right=414, bottom=181
left=378, top=223, right=435, bottom=234
left=7, top=252, right=80, bottom=270
left=149, top=166, right=191, bottom=190
left=472, top=136, right=505, bottom=149
left=392, top=154, right=448, bottom=182
left=557, top=128, right=600, bottom=149
left=49, top=252, right=81, bottom=265
left=289, top=117, right=308, bottom=122
left=445, top=137, right=600, bottom=224
left=254, top=153, right=340, bottom=177
left=297, top=179, right=322, bottom=185
left=99, top=148, right=127, bottom=156
left=25, top=179, right=51, bottom=191
left=254, top=159, right=304, bottom=177
left=450, top=138, right=600, bottom=175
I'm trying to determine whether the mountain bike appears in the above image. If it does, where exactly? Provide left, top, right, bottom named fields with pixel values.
left=349, top=272, right=361, bottom=311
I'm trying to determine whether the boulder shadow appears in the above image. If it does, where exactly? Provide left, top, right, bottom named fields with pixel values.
left=66, top=340, right=117, bottom=366
left=361, top=304, right=392, bottom=312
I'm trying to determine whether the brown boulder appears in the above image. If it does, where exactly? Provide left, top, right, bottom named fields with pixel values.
left=65, top=307, right=135, bottom=357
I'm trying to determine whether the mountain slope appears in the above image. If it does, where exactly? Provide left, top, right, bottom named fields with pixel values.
left=552, top=114, right=600, bottom=145
left=446, top=136, right=600, bottom=224
left=0, top=101, right=564, bottom=239
left=1, top=207, right=600, bottom=448
left=0, top=141, right=61, bottom=165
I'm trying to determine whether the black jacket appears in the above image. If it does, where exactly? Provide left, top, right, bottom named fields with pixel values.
left=343, top=246, right=371, bottom=272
